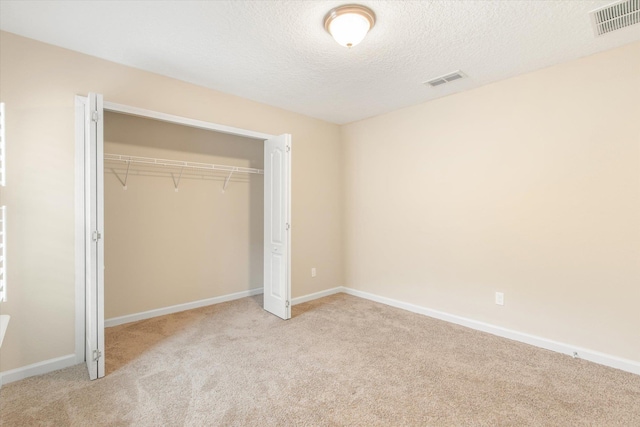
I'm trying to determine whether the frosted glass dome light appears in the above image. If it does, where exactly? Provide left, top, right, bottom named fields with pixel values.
left=324, top=5, right=376, bottom=48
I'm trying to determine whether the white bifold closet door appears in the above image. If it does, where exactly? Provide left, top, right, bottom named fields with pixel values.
left=85, top=93, right=105, bottom=380
left=263, top=134, right=291, bottom=320
left=81, top=94, right=291, bottom=382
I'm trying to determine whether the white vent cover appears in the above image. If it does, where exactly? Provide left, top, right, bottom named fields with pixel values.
left=590, top=0, right=640, bottom=36
left=424, top=71, right=466, bottom=88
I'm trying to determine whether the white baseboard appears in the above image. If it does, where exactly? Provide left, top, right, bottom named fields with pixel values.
left=105, top=287, right=264, bottom=327
left=342, top=287, right=640, bottom=376
left=0, top=354, right=78, bottom=386
left=4, top=286, right=636, bottom=387
left=105, top=285, right=345, bottom=328
left=291, top=287, right=343, bottom=305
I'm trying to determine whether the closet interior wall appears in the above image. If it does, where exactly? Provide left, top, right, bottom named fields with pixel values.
left=104, top=112, right=264, bottom=319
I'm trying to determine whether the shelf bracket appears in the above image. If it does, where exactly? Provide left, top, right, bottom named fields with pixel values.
left=111, top=160, right=131, bottom=190
left=123, top=161, right=131, bottom=190
left=171, top=167, right=184, bottom=192
left=222, top=168, right=237, bottom=193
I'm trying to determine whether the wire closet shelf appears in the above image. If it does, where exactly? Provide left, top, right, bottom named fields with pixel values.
left=104, top=153, right=263, bottom=192
left=104, top=153, right=263, bottom=175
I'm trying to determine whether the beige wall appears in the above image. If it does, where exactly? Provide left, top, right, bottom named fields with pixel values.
left=0, top=32, right=343, bottom=372
left=104, top=112, right=264, bottom=319
left=342, top=42, right=640, bottom=362
left=1, top=29, right=638, bottom=375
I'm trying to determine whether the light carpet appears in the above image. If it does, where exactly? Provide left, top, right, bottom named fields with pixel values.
left=1, top=293, right=639, bottom=426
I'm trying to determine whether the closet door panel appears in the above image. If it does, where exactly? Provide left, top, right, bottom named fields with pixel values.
left=84, top=93, right=105, bottom=380
left=263, top=134, right=291, bottom=319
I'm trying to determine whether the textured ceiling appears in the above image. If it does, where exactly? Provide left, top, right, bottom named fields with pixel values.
left=1, top=1, right=639, bottom=124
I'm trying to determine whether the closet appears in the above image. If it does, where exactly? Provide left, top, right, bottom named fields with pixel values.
left=103, top=111, right=264, bottom=321
left=77, top=94, right=291, bottom=380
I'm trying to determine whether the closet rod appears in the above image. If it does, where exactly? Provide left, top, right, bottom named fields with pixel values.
left=104, top=154, right=263, bottom=175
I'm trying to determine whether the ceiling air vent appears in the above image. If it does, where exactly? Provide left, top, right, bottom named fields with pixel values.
left=424, top=71, right=466, bottom=88
left=590, top=0, right=640, bottom=36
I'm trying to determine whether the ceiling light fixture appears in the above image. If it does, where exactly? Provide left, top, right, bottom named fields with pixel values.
left=324, top=4, right=376, bottom=48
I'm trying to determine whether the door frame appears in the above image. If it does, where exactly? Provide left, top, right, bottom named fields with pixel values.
left=74, top=96, right=292, bottom=366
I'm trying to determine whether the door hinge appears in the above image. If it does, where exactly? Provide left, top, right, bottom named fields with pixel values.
left=91, top=111, right=100, bottom=122
left=286, top=145, right=291, bottom=153
left=286, top=300, right=290, bottom=308
left=92, top=231, right=102, bottom=241
left=92, top=349, right=102, bottom=362
left=286, top=223, right=290, bottom=231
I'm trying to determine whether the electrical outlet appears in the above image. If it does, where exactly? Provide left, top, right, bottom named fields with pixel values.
left=311, top=268, right=316, bottom=278
left=495, top=292, right=504, bottom=306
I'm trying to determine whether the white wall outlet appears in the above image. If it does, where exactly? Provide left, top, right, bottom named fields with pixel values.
left=495, top=292, right=504, bottom=306
left=311, top=268, right=316, bottom=278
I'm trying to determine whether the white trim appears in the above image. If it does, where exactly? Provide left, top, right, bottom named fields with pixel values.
left=103, top=101, right=275, bottom=141
left=105, top=288, right=264, bottom=327
left=0, top=354, right=78, bottom=386
left=288, top=133, right=293, bottom=319
left=291, top=287, right=343, bottom=305
left=74, top=96, right=86, bottom=364
left=342, top=287, right=640, bottom=376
